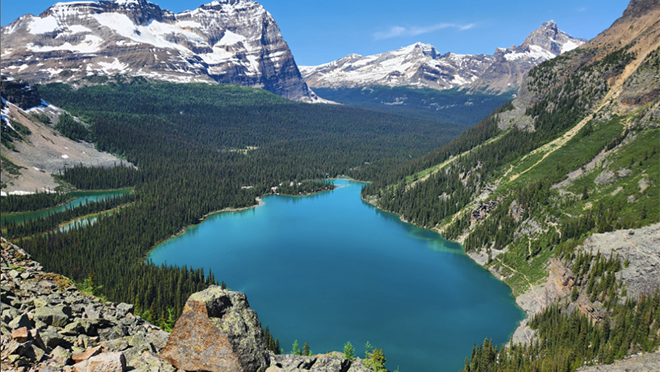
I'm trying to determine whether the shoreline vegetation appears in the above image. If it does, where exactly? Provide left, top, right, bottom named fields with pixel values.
left=359, top=194, right=525, bottom=341
left=148, top=179, right=339, bottom=258
left=0, top=187, right=133, bottom=216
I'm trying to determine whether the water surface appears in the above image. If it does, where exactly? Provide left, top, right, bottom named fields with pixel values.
left=149, top=180, right=523, bottom=372
left=2, top=189, right=131, bottom=225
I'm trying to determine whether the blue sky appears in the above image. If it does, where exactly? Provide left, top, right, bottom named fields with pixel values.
left=1, top=0, right=630, bottom=66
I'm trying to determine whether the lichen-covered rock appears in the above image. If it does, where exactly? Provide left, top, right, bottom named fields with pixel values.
left=132, top=351, right=178, bottom=372
left=50, top=345, right=73, bottom=365
left=33, top=305, right=71, bottom=327
left=347, top=359, right=373, bottom=372
left=270, top=354, right=318, bottom=370
left=160, top=286, right=270, bottom=372
left=87, top=351, right=127, bottom=372
left=189, top=287, right=270, bottom=372
left=309, top=355, right=351, bottom=372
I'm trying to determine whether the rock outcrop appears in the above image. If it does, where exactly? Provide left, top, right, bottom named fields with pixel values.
left=0, top=238, right=172, bottom=372
left=160, top=286, right=270, bottom=372
left=1, top=0, right=314, bottom=101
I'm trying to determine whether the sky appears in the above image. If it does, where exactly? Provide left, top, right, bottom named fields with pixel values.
left=1, top=0, right=631, bottom=66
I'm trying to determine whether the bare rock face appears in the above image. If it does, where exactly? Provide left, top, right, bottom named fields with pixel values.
left=1, top=0, right=312, bottom=101
left=160, top=286, right=270, bottom=372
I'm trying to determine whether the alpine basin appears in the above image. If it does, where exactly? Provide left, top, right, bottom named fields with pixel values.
left=148, top=179, right=524, bottom=372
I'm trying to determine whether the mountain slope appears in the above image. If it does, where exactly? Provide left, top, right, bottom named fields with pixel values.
left=1, top=79, right=130, bottom=194
left=362, top=0, right=659, bottom=369
left=301, top=21, right=585, bottom=94
left=0, top=0, right=315, bottom=101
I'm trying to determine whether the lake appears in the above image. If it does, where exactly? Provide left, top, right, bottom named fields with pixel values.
left=1, top=189, right=132, bottom=225
left=148, top=179, right=524, bottom=372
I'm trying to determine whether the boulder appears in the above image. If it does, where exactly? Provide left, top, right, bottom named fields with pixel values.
left=132, top=351, right=177, bottom=372
left=160, top=286, right=270, bottom=372
left=309, top=355, right=351, bottom=372
left=12, top=326, right=30, bottom=342
left=50, top=346, right=73, bottom=365
left=270, top=354, right=318, bottom=370
left=116, top=303, right=135, bottom=317
left=87, top=352, right=127, bottom=372
left=8, top=313, right=32, bottom=329
left=347, top=359, right=373, bottom=372
left=72, top=345, right=102, bottom=364
left=33, top=306, right=71, bottom=327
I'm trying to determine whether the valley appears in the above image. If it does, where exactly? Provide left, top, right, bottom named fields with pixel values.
left=1, top=0, right=659, bottom=372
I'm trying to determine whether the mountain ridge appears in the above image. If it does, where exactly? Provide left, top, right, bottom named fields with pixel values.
left=300, top=21, right=586, bottom=94
left=1, top=0, right=319, bottom=101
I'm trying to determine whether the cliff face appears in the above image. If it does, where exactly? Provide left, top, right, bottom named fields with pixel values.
left=1, top=0, right=313, bottom=101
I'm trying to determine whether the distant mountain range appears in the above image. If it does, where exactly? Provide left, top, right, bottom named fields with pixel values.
left=301, top=21, right=586, bottom=94
left=0, top=0, right=320, bottom=101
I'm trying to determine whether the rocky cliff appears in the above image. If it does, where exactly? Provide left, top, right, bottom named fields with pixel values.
left=300, top=21, right=585, bottom=94
left=0, top=0, right=315, bottom=101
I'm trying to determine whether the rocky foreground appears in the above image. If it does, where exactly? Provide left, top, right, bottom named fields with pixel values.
left=1, top=238, right=382, bottom=372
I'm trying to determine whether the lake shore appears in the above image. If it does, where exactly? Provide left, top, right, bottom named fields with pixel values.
left=359, top=193, right=529, bottom=346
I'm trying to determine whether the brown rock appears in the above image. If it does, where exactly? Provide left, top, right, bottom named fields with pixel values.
left=159, top=300, right=244, bottom=372
left=12, top=327, right=29, bottom=343
left=72, top=360, right=89, bottom=372
left=72, top=345, right=102, bottom=364
left=87, top=352, right=127, bottom=372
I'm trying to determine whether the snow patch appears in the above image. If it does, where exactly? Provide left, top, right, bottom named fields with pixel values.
left=28, top=15, right=60, bottom=34
left=560, top=40, right=580, bottom=54
left=176, top=20, right=203, bottom=29
left=27, top=34, right=103, bottom=53
left=92, top=13, right=208, bottom=52
left=65, top=25, right=92, bottom=34
left=217, top=30, right=246, bottom=46
left=97, top=58, right=129, bottom=73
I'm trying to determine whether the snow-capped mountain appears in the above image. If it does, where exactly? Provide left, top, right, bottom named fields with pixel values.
left=1, top=0, right=315, bottom=101
left=301, top=21, right=586, bottom=94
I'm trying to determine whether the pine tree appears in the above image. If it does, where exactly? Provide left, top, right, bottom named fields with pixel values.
left=343, top=341, right=355, bottom=362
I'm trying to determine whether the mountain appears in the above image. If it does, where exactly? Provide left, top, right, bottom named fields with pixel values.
left=362, top=0, right=660, bottom=369
left=0, top=0, right=317, bottom=101
left=300, top=21, right=586, bottom=94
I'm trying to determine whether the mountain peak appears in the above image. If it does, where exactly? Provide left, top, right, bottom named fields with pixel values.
left=521, top=21, right=586, bottom=55
left=301, top=21, right=586, bottom=94
left=541, top=20, right=557, bottom=29
left=1, top=0, right=313, bottom=101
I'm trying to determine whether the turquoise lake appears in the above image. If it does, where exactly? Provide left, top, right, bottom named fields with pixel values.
left=1, top=189, right=132, bottom=225
left=148, top=179, right=524, bottom=372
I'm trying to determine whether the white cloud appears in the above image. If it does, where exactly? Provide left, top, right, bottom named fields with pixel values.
left=374, top=22, right=476, bottom=40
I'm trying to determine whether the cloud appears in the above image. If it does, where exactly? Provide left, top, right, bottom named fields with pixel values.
left=374, top=22, right=476, bottom=40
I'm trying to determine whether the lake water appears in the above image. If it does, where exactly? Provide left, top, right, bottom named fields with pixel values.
left=1, top=189, right=132, bottom=225
left=148, top=179, right=524, bottom=372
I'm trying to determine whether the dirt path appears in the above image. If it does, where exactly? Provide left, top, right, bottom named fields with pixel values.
left=506, top=45, right=657, bottom=183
